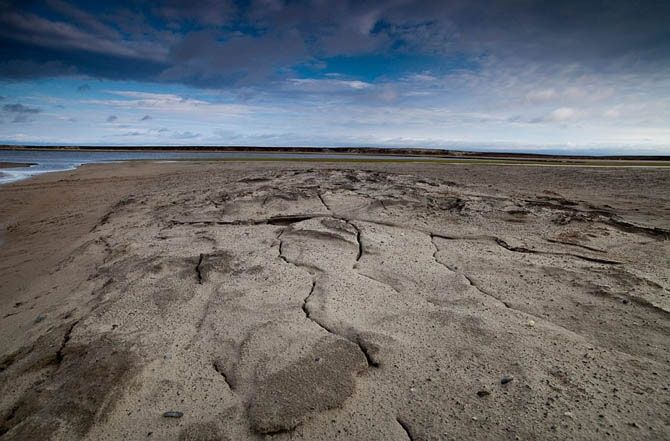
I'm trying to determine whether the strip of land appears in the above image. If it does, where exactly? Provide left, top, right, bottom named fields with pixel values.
left=2, top=144, right=670, bottom=164
left=0, top=162, right=35, bottom=169
left=0, top=161, right=668, bottom=440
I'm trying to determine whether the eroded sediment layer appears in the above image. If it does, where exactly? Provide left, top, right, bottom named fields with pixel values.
left=0, top=162, right=668, bottom=440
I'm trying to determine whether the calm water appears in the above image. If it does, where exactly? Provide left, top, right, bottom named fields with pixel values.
left=0, top=149, right=437, bottom=185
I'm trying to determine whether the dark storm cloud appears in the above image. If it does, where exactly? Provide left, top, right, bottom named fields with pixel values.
left=0, top=0, right=668, bottom=87
left=140, top=114, right=151, bottom=121
left=151, top=0, right=236, bottom=26
left=0, top=59, right=78, bottom=80
left=160, top=28, right=307, bottom=86
left=2, top=102, right=42, bottom=123
left=3, top=103, right=41, bottom=113
left=106, top=115, right=118, bottom=122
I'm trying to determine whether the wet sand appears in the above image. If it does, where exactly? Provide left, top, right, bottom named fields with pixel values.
left=0, top=160, right=669, bottom=440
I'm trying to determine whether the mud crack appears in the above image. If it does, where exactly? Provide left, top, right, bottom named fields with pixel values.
left=462, top=274, right=511, bottom=308
left=300, top=279, right=377, bottom=367
left=301, top=280, right=318, bottom=323
left=546, top=238, right=606, bottom=253
left=493, top=237, right=623, bottom=264
left=317, top=192, right=331, bottom=212
left=212, top=360, right=235, bottom=391
left=356, top=336, right=380, bottom=367
left=195, top=253, right=205, bottom=284
left=429, top=234, right=454, bottom=273
left=397, top=417, right=415, bottom=441
left=346, top=220, right=363, bottom=262
left=55, top=320, right=79, bottom=364
left=431, top=232, right=622, bottom=265
left=279, top=231, right=377, bottom=369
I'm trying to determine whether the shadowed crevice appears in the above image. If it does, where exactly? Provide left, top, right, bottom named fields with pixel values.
left=195, top=253, right=205, bottom=284
left=212, top=360, right=235, bottom=391
left=397, top=417, right=414, bottom=441
left=605, top=218, right=669, bottom=240
left=430, top=232, right=623, bottom=265
left=355, top=335, right=380, bottom=368
left=493, top=237, right=623, bottom=264
left=301, top=280, right=319, bottom=323
left=546, top=238, right=606, bottom=253
left=277, top=239, right=290, bottom=265
left=266, top=215, right=314, bottom=226
left=346, top=220, right=363, bottom=262
left=317, top=193, right=331, bottom=212
left=429, top=234, right=455, bottom=274
left=55, top=320, right=80, bottom=365
left=462, top=274, right=511, bottom=308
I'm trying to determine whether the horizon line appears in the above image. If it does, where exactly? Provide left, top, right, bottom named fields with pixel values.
left=1, top=144, right=669, bottom=160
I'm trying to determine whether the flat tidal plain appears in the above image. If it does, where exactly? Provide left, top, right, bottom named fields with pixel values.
left=0, top=161, right=668, bottom=440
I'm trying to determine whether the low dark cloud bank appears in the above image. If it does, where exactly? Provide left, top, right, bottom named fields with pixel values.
left=3, top=103, right=41, bottom=114
left=0, top=0, right=667, bottom=88
left=2, top=102, right=42, bottom=123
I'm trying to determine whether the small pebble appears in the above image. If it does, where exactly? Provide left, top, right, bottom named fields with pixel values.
left=501, top=376, right=514, bottom=385
left=477, top=390, right=491, bottom=397
left=564, top=411, right=573, bottom=418
left=622, top=299, right=629, bottom=304
left=527, top=320, right=535, bottom=327
left=163, top=411, right=183, bottom=418
left=34, top=314, right=46, bottom=323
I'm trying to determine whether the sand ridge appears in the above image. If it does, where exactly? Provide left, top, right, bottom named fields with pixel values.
left=0, top=162, right=669, bottom=440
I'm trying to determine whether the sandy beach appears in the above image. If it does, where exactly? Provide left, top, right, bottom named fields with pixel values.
left=0, top=160, right=668, bottom=440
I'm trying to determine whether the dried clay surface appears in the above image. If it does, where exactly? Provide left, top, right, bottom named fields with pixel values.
left=0, top=161, right=669, bottom=440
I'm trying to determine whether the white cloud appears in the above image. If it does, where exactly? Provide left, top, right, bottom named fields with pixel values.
left=603, top=107, right=621, bottom=118
left=84, top=91, right=254, bottom=115
left=525, top=88, right=557, bottom=102
left=286, top=78, right=372, bottom=92
left=407, top=73, right=437, bottom=82
left=548, top=107, right=579, bottom=122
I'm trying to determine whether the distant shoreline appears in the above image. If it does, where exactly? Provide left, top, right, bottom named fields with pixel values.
left=0, top=162, right=35, bottom=169
left=1, top=145, right=668, bottom=162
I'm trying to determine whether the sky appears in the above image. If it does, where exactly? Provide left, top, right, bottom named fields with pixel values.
left=0, top=0, right=669, bottom=154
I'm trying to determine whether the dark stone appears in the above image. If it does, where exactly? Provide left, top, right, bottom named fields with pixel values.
left=163, top=411, right=184, bottom=418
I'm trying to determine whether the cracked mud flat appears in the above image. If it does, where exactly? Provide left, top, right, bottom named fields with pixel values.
left=0, top=161, right=669, bottom=440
